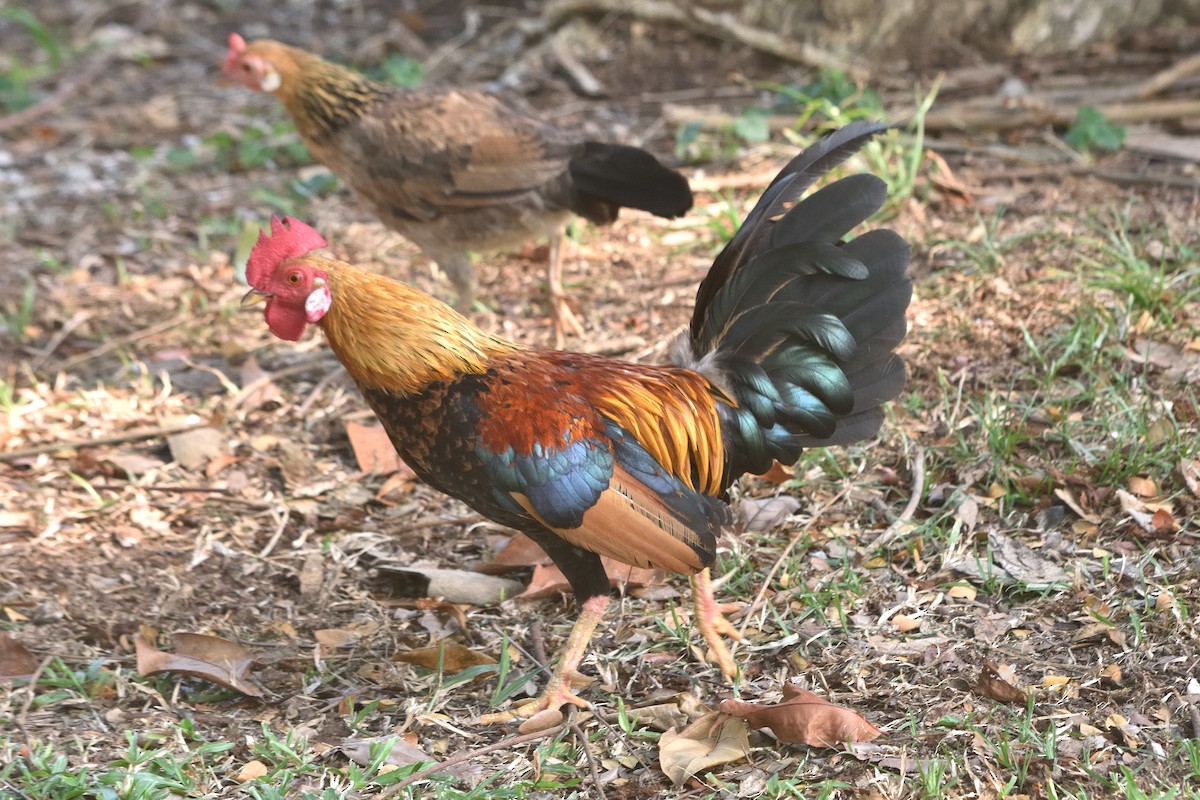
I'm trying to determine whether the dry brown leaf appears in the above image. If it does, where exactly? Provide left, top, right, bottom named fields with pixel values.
left=955, top=495, right=979, bottom=531
left=0, top=633, right=38, bottom=680
left=314, top=628, right=360, bottom=648
left=973, top=661, right=1026, bottom=704
left=891, top=613, right=921, bottom=632
left=737, top=495, right=801, bottom=532
left=754, top=461, right=794, bottom=484
left=234, top=760, right=269, bottom=783
left=516, top=557, right=660, bottom=600
left=1117, top=489, right=1169, bottom=535
left=1150, top=508, right=1177, bottom=533
left=658, top=711, right=750, bottom=785
left=1054, top=486, right=1102, bottom=525
left=947, top=584, right=977, bottom=601
left=134, top=630, right=263, bottom=696
left=393, top=641, right=496, bottom=673
left=1126, top=475, right=1158, bottom=497
left=167, top=427, right=228, bottom=472
left=624, top=694, right=711, bottom=732
left=374, top=468, right=416, bottom=503
left=485, top=533, right=550, bottom=571
left=989, top=531, right=1070, bottom=589
left=719, top=684, right=881, bottom=748
left=345, top=421, right=402, bottom=474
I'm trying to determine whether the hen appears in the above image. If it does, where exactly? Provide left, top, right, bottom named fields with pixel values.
left=241, top=122, right=912, bottom=729
left=223, top=33, right=693, bottom=345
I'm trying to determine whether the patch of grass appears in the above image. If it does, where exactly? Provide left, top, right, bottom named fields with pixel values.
left=0, top=8, right=66, bottom=113
left=1, top=278, right=37, bottom=343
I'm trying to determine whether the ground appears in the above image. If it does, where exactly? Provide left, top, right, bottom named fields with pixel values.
left=2, top=2, right=1200, bottom=799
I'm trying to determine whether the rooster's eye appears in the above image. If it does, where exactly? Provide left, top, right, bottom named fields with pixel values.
left=287, top=272, right=301, bottom=284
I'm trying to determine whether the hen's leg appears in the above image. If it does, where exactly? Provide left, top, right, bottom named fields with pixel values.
left=509, top=593, right=610, bottom=732
left=690, top=568, right=741, bottom=679
left=439, top=252, right=477, bottom=314
left=547, top=229, right=584, bottom=347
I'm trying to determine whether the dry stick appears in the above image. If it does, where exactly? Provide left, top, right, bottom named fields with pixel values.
left=0, top=47, right=118, bottom=134
left=544, top=0, right=863, bottom=78
left=375, top=721, right=569, bottom=798
left=89, top=484, right=233, bottom=494
left=0, top=421, right=208, bottom=463
left=1134, top=51, right=1200, bottom=99
left=568, top=711, right=608, bottom=800
left=664, top=97, right=1200, bottom=136
left=16, top=656, right=55, bottom=745
left=53, top=315, right=193, bottom=372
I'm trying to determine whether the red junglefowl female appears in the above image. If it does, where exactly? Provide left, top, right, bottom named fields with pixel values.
left=241, top=122, right=912, bottom=731
left=222, top=33, right=692, bottom=346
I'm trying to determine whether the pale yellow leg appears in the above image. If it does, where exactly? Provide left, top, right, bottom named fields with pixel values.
left=547, top=230, right=584, bottom=348
left=690, top=568, right=742, bottom=680
left=501, top=594, right=610, bottom=732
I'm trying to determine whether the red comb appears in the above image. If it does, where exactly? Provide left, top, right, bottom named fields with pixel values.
left=245, top=216, right=328, bottom=288
left=223, top=33, right=247, bottom=75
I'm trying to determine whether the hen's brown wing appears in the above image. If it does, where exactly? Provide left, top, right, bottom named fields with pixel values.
left=316, top=88, right=579, bottom=222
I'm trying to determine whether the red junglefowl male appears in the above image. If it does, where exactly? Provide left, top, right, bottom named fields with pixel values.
left=241, top=122, right=912, bottom=731
left=222, top=33, right=692, bottom=345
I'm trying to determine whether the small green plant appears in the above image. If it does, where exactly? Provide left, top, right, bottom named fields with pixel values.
left=1065, top=105, right=1125, bottom=154
left=0, top=8, right=66, bottom=113
left=1, top=278, right=37, bottom=343
left=368, top=53, right=423, bottom=88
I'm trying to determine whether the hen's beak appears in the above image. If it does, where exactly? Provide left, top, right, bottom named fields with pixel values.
left=241, top=288, right=271, bottom=308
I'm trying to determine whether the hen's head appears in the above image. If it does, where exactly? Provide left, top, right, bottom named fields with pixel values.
left=243, top=216, right=331, bottom=341
left=223, top=33, right=288, bottom=93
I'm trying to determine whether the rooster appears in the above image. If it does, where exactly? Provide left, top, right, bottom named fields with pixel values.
left=241, top=122, right=912, bottom=730
left=222, top=33, right=693, bottom=346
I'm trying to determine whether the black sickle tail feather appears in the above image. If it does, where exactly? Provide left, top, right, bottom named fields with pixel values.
left=670, top=122, right=912, bottom=485
left=568, top=142, right=693, bottom=223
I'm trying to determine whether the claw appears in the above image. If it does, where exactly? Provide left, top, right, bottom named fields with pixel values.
left=691, top=569, right=742, bottom=680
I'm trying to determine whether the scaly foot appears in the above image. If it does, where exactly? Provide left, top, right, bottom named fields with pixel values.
left=691, top=569, right=743, bottom=680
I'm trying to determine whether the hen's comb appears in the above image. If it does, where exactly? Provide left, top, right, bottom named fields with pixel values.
left=245, top=216, right=328, bottom=289
left=223, top=33, right=247, bottom=74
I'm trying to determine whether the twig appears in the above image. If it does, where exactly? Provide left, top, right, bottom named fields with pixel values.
left=375, top=721, right=569, bottom=797
left=545, top=0, right=863, bottom=78
left=89, top=484, right=233, bottom=494
left=0, top=421, right=207, bottom=463
left=870, top=447, right=926, bottom=551
left=922, top=96, right=1200, bottom=133
left=529, top=620, right=549, bottom=668
left=1134, top=51, right=1200, bottom=99
left=53, top=315, right=193, bottom=372
left=0, top=47, right=119, bottom=134
left=16, top=655, right=54, bottom=746
left=392, top=514, right=485, bottom=534
left=296, top=365, right=348, bottom=416
left=28, top=311, right=93, bottom=371
left=568, top=710, right=608, bottom=800
left=258, top=507, right=292, bottom=559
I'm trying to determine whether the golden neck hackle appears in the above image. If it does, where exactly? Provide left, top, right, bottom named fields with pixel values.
left=309, top=256, right=519, bottom=396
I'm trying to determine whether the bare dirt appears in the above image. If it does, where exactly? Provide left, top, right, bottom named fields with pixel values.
left=2, top=2, right=1200, bottom=798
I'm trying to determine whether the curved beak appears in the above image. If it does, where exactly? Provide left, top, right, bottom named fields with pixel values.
left=241, top=288, right=271, bottom=308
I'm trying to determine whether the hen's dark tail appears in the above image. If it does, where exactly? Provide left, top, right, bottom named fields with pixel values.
left=569, top=142, right=693, bottom=223
left=668, top=121, right=912, bottom=485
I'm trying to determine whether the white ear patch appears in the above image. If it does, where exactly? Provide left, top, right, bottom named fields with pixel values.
left=261, top=67, right=282, bottom=93
left=305, top=285, right=332, bottom=323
